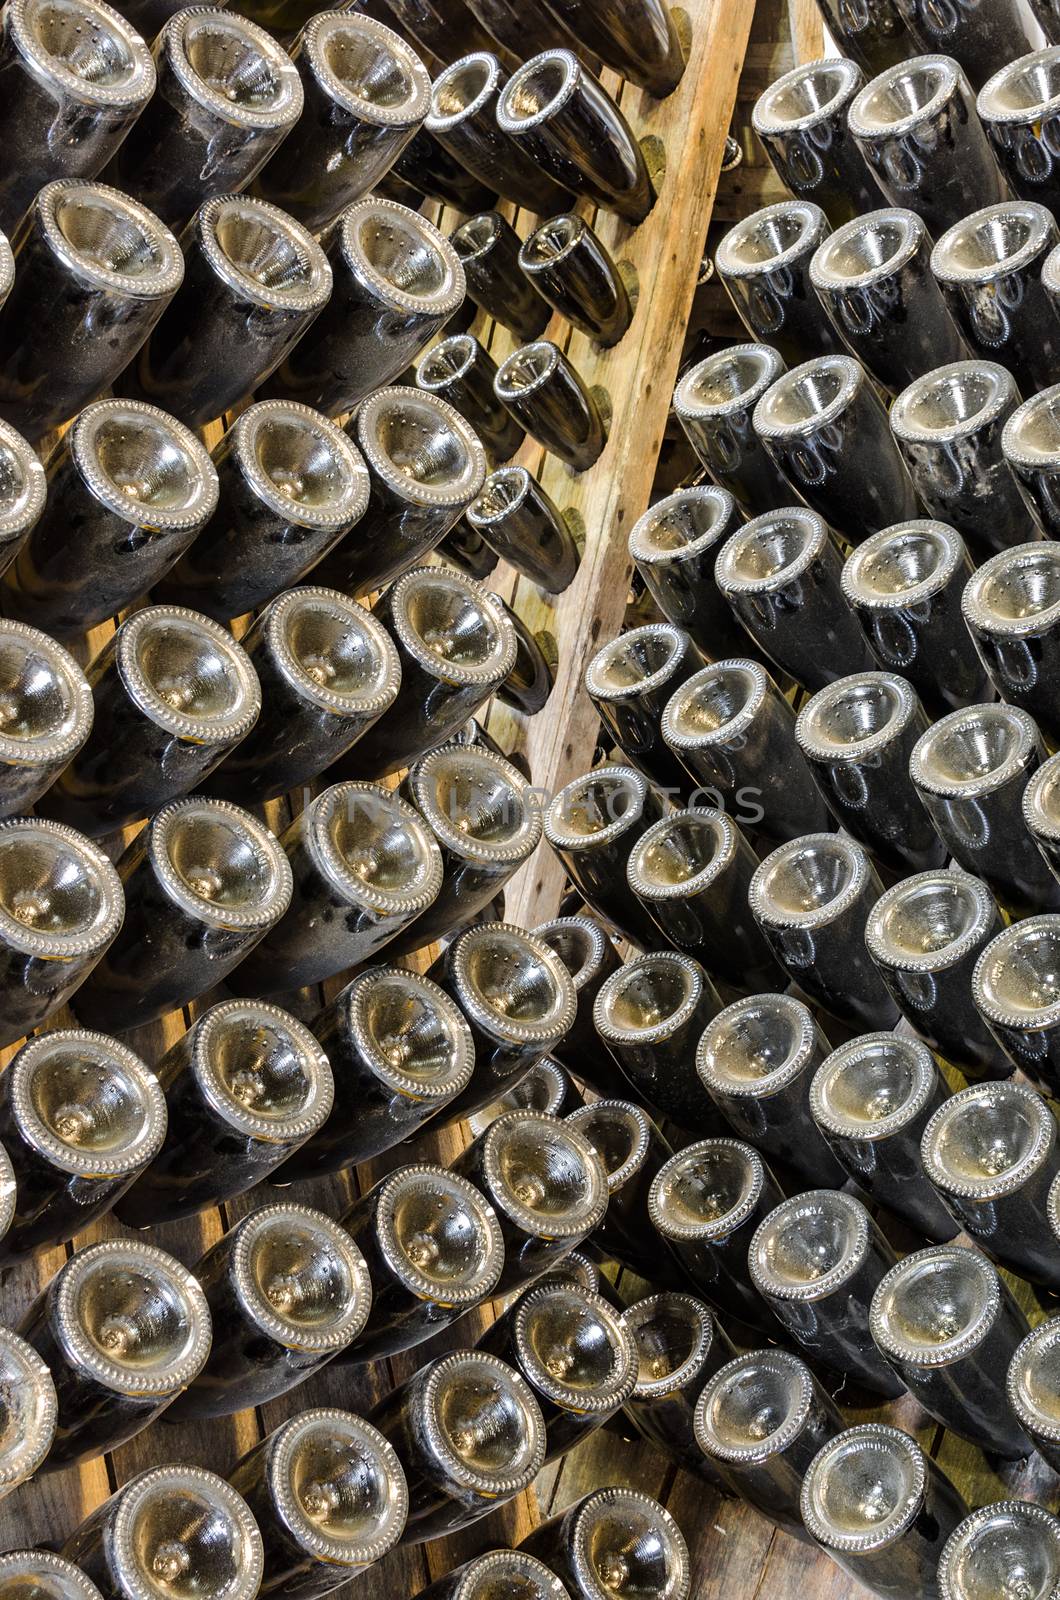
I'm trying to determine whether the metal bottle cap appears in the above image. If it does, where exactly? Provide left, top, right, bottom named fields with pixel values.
left=698, top=993, right=820, bottom=1100
left=70, top=400, right=218, bottom=530
left=911, top=701, right=1038, bottom=799
left=386, top=565, right=515, bottom=684
left=416, top=1350, right=545, bottom=1498
left=409, top=742, right=542, bottom=866
left=0, top=421, right=45, bottom=551
left=303, top=11, right=431, bottom=129
left=229, top=1203, right=372, bottom=1353
left=506, top=1058, right=574, bottom=1116
left=262, top=1408, right=407, bottom=1567
left=973, top=916, right=1060, bottom=1033
left=355, top=387, right=485, bottom=510
left=870, top=1243, right=1002, bottom=1367
left=8, top=0, right=154, bottom=110
left=0, top=1327, right=56, bottom=1491
left=374, top=1164, right=504, bottom=1304
left=0, top=620, right=92, bottom=778
left=116, top=606, right=261, bottom=745
left=694, top=1349, right=819, bottom=1466
left=648, top=1139, right=769, bottom=1243
left=427, top=51, right=502, bottom=131
left=1025, top=757, right=1060, bottom=843
left=932, top=200, right=1054, bottom=286
left=979, top=46, right=1060, bottom=124
left=510, top=1279, right=637, bottom=1413
left=0, top=1552, right=102, bottom=1600
left=754, top=57, right=864, bottom=135
left=163, top=9, right=302, bottom=132
left=891, top=360, right=1017, bottom=447
left=465, top=463, right=543, bottom=532
left=494, top=340, right=575, bottom=406
left=800, top=1424, right=928, bottom=1553
left=190, top=999, right=333, bottom=1145
left=749, top=831, right=873, bottom=931
left=35, top=180, right=184, bottom=299
left=340, top=197, right=464, bottom=317
left=146, top=797, right=293, bottom=929
left=478, top=1109, right=608, bottom=1240
left=0, top=817, right=123, bottom=960
left=8, top=1028, right=166, bottom=1178
left=624, top=1292, right=719, bottom=1402
left=810, top=1033, right=940, bottom=1141
left=51, top=1238, right=212, bottom=1397
left=715, top=200, right=828, bottom=280
left=544, top=764, right=653, bottom=852
left=841, top=520, right=967, bottom=610
left=197, top=195, right=330, bottom=313
left=564, top=1487, right=690, bottom=1600
left=748, top=1190, right=873, bottom=1301
left=534, top=914, right=615, bottom=994
left=566, top=1099, right=654, bottom=1192
left=0, top=1144, right=13, bottom=1241
left=448, top=922, right=577, bottom=1049
left=260, top=585, right=401, bottom=717
left=1003, top=380, right=1060, bottom=469
left=102, top=1466, right=264, bottom=1600
left=593, top=951, right=708, bottom=1045
left=938, top=1501, right=1060, bottom=1600
left=865, top=869, right=997, bottom=975
left=343, top=965, right=475, bottom=1101
left=753, top=353, right=865, bottom=441
left=673, top=343, right=786, bottom=422
left=302, top=782, right=443, bottom=917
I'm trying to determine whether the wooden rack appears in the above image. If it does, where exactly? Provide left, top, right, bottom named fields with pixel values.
left=0, top=0, right=760, bottom=1592
left=13, top=1, right=1043, bottom=1594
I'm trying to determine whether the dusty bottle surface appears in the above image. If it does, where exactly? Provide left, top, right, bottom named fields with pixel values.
left=339, top=1163, right=504, bottom=1363
left=368, top=1350, right=546, bottom=1544
left=275, top=966, right=475, bottom=1183
left=870, top=1242, right=1033, bottom=1457
left=62, top=1465, right=264, bottom=1600
left=452, top=1107, right=609, bottom=1293
left=621, top=1292, right=735, bottom=1483
left=519, top=1487, right=691, bottom=1600
left=230, top=1408, right=409, bottom=1600
left=0, top=1028, right=166, bottom=1261
left=114, top=999, right=333, bottom=1227
left=20, top=1238, right=212, bottom=1467
left=478, top=1276, right=637, bottom=1461
left=169, top=1203, right=372, bottom=1421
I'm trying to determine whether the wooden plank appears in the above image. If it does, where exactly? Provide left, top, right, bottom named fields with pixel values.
left=489, top=0, right=758, bottom=929
left=789, top=0, right=826, bottom=62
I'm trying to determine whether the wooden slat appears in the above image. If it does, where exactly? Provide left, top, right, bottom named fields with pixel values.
left=489, top=0, right=757, bottom=929
left=14, top=6, right=1033, bottom=1600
